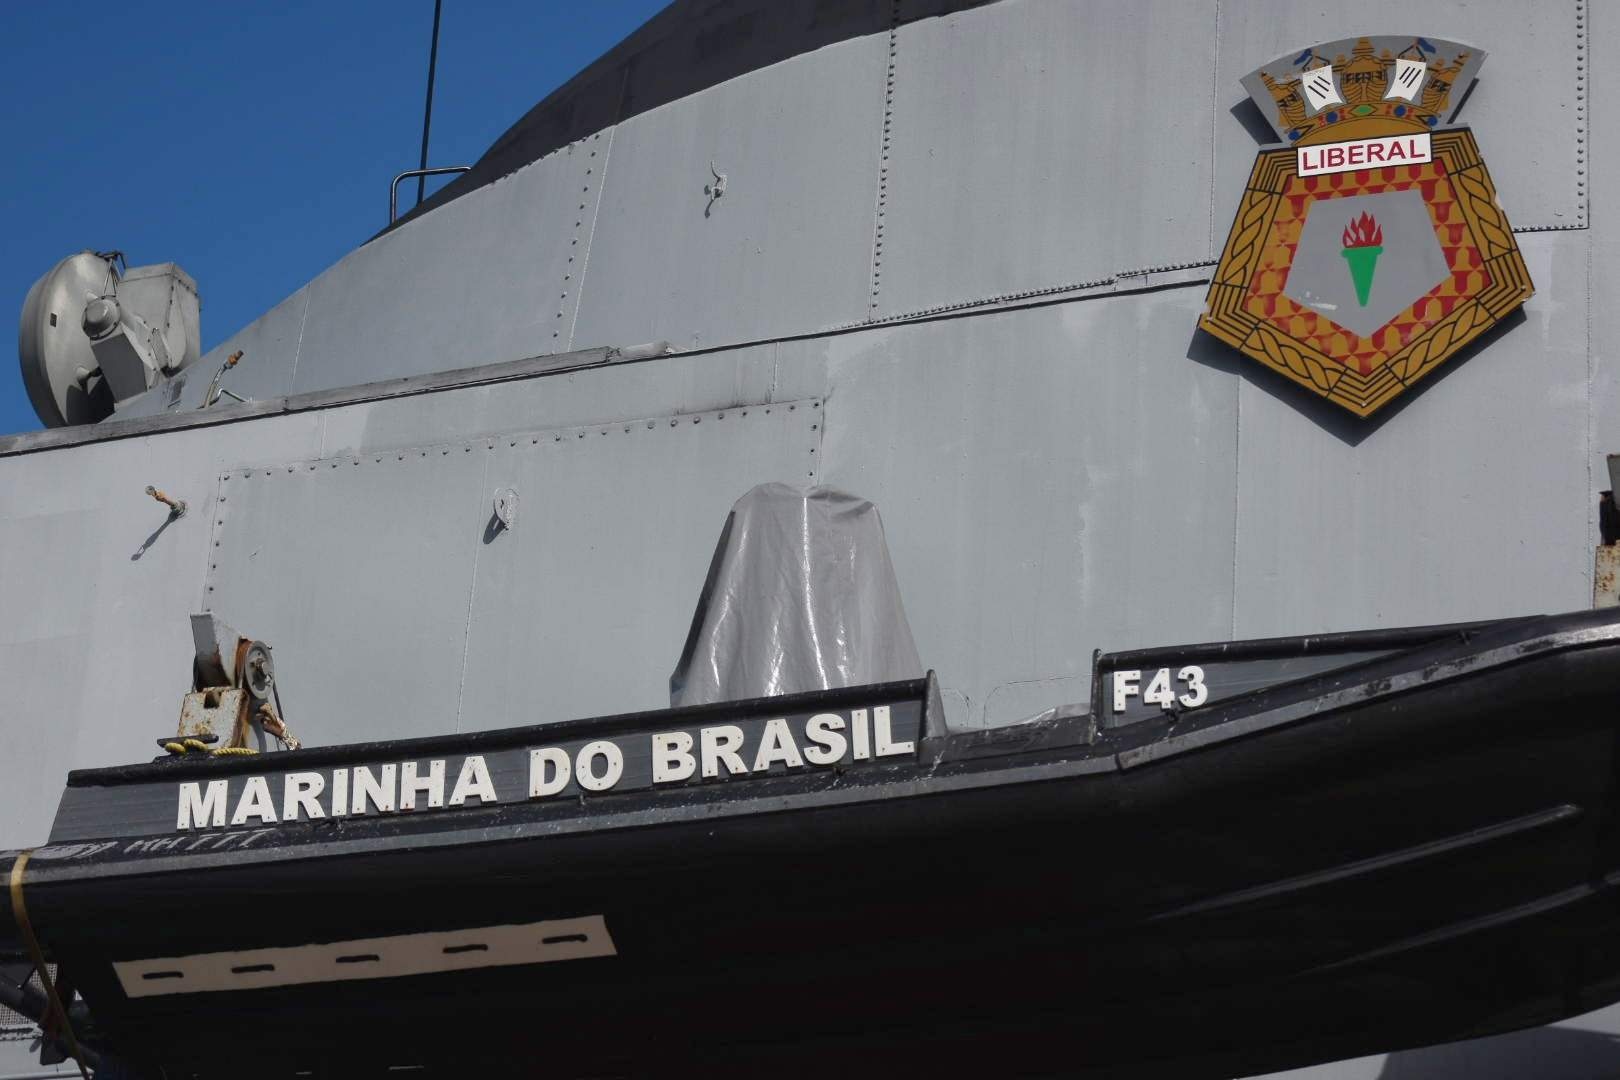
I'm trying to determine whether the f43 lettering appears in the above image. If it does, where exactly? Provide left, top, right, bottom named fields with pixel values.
left=1112, top=666, right=1208, bottom=713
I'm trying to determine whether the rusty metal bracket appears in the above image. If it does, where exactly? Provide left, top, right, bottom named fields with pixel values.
left=172, top=615, right=286, bottom=752
left=144, top=485, right=186, bottom=518
left=177, top=688, right=246, bottom=746
left=200, top=350, right=248, bottom=409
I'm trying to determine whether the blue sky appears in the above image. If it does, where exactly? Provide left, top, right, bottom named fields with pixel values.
left=0, top=0, right=667, bottom=435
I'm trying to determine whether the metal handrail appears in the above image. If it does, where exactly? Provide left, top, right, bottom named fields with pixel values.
left=389, top=166, right=471, bottom=224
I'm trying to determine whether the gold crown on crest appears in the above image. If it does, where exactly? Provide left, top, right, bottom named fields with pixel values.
left=1244, top=36, right=1484, bottom=146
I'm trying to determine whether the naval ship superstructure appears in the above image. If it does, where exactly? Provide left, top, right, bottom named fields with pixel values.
left=3, top=1, right=1619, bottom=1075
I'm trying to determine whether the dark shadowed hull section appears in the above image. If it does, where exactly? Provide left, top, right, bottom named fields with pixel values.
left=6, top=610, right=1620, bottom=1077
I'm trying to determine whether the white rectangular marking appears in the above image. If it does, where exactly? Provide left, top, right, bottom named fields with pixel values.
left=1296, top=133, right=1433, bottom=178
left=113, top=914, right=615, bottom=997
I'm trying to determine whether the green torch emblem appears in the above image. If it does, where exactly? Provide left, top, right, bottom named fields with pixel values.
left=1340, top=211, right=1384, bottom=307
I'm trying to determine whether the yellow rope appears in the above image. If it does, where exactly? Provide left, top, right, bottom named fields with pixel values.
left=169, top=738, right=259, bottom=757
left=168, top=738, right=258, bottom=756
left=8, top=853, right=91, bottom=1080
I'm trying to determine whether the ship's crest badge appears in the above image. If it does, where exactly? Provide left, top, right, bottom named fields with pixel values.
left=1199, top=37, right=1533, bottom=417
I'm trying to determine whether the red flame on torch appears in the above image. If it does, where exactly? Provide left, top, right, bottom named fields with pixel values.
left=1342, top=211, right=1383, bottom=248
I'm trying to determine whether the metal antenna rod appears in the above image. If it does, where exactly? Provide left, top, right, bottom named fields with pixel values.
left=416, top=0, right=444, bottom=208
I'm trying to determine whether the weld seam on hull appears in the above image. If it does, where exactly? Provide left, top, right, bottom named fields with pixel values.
left=1151, top=803, right=1583, bottom=922
left=1309, top=881, right=1608, bottom=975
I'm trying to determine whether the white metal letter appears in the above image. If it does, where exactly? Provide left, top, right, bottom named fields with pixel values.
left=575, top=741, right=625, bottom=792
left=652, top=732, right=697, bottom=783
left=1178, top=666, right=1209, bottom=708
left=803, top=714, right=848, bottom=765
left=529, top=747, right=571, bottom=798
left=752, top=718, right=805, bottom=772
left=873, top=705, right=915, bottom=757
left=331, top=768, right=348, bottom=817
left=700, top=725, right=749, bottom=778
left=1144, top=669, right=1175, bottom=710
left=1113, top=670, right=1141, bottom=713
left=448, top=756, right=498, bottom=806
left=177, top=779, right=229, bottom=831
left=351, top=764, right=397, bottom=815
left=230, top=776, right=278, bottom=826
left=399, top=760, right=446, bottom=811
left=282, top=772, right=327, bottom=821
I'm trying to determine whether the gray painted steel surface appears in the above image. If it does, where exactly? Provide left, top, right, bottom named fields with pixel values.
left=113, top=0, right=1589, bottom=420
left=818, top=289, right=1239, bottom=725
left=293, top=141, right=604, bottom=393
left=1231, top=234, right=1593, bottom=635
left=1, top=0, right=1614, bottom=1075
left=570, top=34, right=889, bottom=349
left=874, top=0, right=1219, bottom=317
left=200, top=398, right=820, bottom=738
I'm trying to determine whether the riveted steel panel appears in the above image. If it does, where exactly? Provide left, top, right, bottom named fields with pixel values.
left=200, top=400, right=820, bottom=745
left=318, top=343, right=816, bottom=457
left=873, top=0, right=1218, bottom=321
left=288, top=139, right=607, bottom=396
left=0, top=415, right=326, bottom=849
left=1214, top=0, right=1586, bottom=239
left=203, top=447, right=491, bottom=746
left=568, top=33, right=889, bottom=351
left=817, top=286, right=1237, bottom=727
left=1585, top=21, right=1618, bottom=521
left=459, top=399, right=823, bottom=726
left=1231, top=233, right=1591, bottom=638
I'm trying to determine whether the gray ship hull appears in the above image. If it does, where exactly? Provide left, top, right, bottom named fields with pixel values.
left=3, top=0, right=1617, bottom=1075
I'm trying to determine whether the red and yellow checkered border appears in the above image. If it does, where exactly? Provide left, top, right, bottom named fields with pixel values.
left=1198, top=129, right=1534, bottom=417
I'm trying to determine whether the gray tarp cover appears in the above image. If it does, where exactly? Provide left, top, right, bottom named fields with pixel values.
left=670, top=484, right=923, bottom=707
